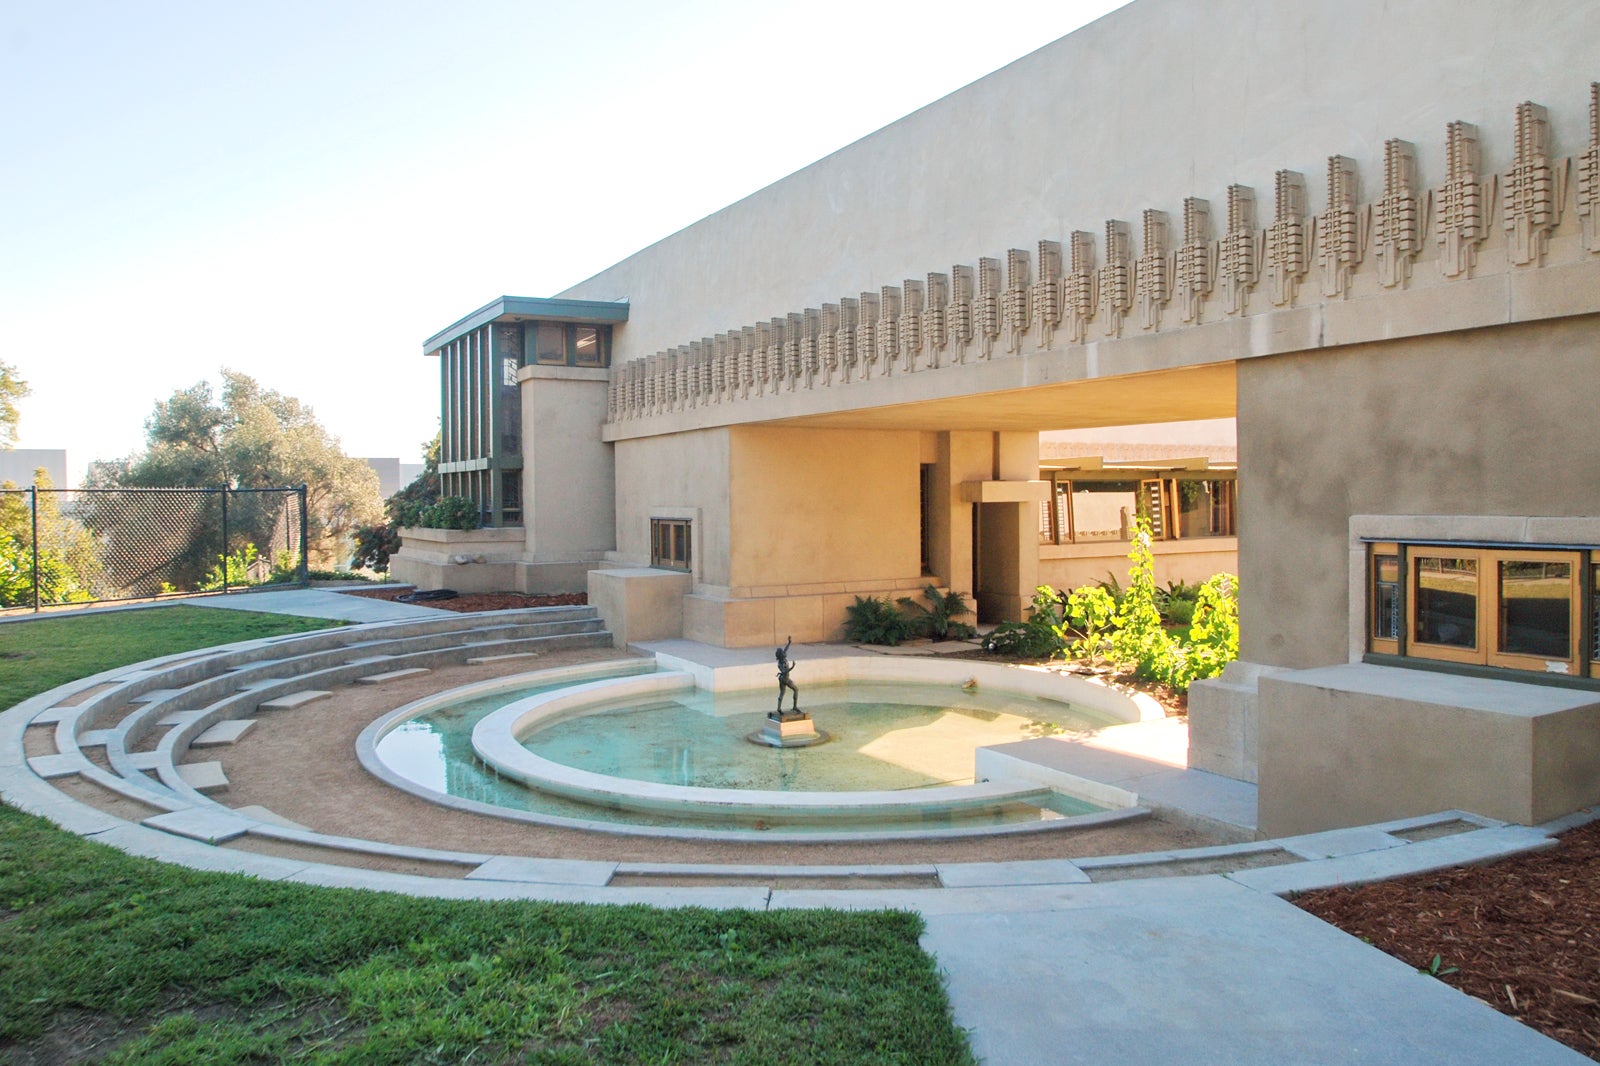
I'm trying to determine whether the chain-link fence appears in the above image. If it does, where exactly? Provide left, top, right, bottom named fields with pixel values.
left=0, top=486, right=308, bottom=612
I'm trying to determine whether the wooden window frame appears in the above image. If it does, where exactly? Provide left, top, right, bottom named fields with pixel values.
left=1407, top=548, right=1486, bottom=665
left=1368, top=542, right=1402, bottom=656
left=650, top=517, right=691, bottom=572
left=1376, top=543, right=1586, bottom=676
left=1487, top=549, right=1581, bottom=674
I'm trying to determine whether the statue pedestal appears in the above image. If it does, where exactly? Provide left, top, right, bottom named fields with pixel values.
left=753, top=712, right=827, bottom=748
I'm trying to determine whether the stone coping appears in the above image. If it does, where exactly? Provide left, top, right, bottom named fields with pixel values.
left=467, top=663, right=1129, bottom=821
left=359, top=659, right=1146, bottom=843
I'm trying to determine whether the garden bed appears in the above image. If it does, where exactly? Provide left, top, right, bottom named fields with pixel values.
left=1296, top=819, right=1600, bottom=1060
left=341, top=586, right=586, bottom=613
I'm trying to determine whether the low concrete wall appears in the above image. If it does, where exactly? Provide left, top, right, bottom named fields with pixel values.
left=682, top=582, right=941, bottom=648
left=588, top=567, right=692, bottom=648
left=391, top=527, right=527, bottom=594
left=1186, top=660, right=1287, bottom=784
left=1256, top=663, right=1600, bottom=836
left=1039, top=538, right=1237, bottom=593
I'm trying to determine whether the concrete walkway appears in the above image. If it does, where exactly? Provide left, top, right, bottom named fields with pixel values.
left=182, top=586, right=451, bottom=624
left=918, top=870, right=1587, bottom=1064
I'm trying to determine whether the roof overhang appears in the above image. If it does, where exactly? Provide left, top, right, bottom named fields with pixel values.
left=424, top=296, right=630, bottom=355
left=1038, top=456, right=1235, bottom=475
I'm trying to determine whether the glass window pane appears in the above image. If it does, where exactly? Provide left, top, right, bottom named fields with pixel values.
left=1414, top=555, right=1477, bottom=649
left=534, top=323, right=566, bottom=365
left=1170, top=479, right=1236, bottom=538
left=1498, top=560, right=1571, bottom=659
left=1373, top=554, right=1401, bottom=641
left=573, top=326, right=604, bottom=367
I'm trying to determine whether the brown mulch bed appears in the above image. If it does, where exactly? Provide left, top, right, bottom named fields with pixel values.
left=340, top=586, right=586, bottom=613
left=1296, top=819, right=1600, bottom=1060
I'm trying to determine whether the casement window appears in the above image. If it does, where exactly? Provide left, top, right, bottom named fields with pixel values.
left=650, top=518, right=691, bottom=572
left=1367, top=542, right=1595, bottom=680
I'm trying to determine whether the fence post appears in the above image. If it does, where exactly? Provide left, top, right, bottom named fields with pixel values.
left=299, top=485, right=309, bottom=585
left=221, top=488, right=230, bottom=595
left=30, top=487, right=39, bottom=612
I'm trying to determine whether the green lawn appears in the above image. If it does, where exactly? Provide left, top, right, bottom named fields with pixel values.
left=0, top=606, right=341, bottom=702
left=0, top=607, right=974, bottom=1065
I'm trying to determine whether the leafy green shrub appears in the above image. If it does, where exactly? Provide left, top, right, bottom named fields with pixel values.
left=1158, top=579, right=1200, bottom=626
left=1164, top=596, right=1197, bottom=627
left=0, top=537, right=91, bottom=607
left=843, top=595, right=914, bottom=645
left=1181, top=573, right=1239, bottom=686
left=419, top=496, right=481, bottom=531
left=306, top=568, right=374, bottom=582
left=897, top=585, right=977, bottom=641
left=198, top=544, right=262, bottom=591
left=1059, top=584, right=1116, bottom=660
left=1108, top=518, right=1179, bottom=682
left=350, top=522, right=401, bottom=572
left=983, top=585, right=1066, bottom=658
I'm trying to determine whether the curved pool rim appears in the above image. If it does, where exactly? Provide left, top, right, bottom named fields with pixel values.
left=358, top=654, right=1154, bottom=843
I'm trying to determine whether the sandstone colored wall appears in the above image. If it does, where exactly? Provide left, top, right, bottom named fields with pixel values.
left=522, top=369, right=614, bottom=562
left=1236, top=314, right=1600, bottom=670
left=726, top=426, right=922, bottom=591
left=612, top=429, right=732, bottom=586
left=559, top=0, right=1597, bottom=361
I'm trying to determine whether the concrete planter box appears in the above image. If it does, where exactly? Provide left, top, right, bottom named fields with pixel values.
left=391, top=526, right=527, bottom=594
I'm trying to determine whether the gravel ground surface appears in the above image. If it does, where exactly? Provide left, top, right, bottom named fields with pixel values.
left=198, top=647, right=1221, bottom=869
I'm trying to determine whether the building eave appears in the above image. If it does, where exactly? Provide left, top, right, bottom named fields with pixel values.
left=423, top=296, right=630, bottom=355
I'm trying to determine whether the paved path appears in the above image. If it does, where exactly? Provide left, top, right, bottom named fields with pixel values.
left=182, top=587, right=450, bottom=623
left=917, top=871, right=1587, bottom=1064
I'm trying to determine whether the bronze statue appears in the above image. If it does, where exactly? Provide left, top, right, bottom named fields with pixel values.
left=774, top=636, right=800, bottom=719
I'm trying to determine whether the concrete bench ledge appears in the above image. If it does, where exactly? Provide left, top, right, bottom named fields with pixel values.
left=193, top=719, right=256, bottom=746
left=258, top=690, right=332, bottom=711
left=356, top=668, right=432, bottom=685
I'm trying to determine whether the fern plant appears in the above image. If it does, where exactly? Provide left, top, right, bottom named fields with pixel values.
left=898, top=585, right=977, bottom=641
left=843, top=595, right=913, bottom=645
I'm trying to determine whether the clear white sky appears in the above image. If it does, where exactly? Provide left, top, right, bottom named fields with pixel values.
left=3, top=0, right=1129, bottom=484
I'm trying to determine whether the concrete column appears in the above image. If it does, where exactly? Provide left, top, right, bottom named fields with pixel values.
left=518, top=366, right=616, bottom=591
left=930, top=431, right=991, bottom=596
left=975, top=432, right=1041, bottom=623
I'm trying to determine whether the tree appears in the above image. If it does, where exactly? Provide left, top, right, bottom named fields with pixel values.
left=0, top=360, right=29, bottom=449
left=350, top=433, right=441, bottom=573
left=0, top=469, right=99, bottom=607
left=89, top=369, right=383, bottom=576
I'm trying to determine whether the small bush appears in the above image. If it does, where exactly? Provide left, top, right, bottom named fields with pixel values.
left=898, top=585, right=977, bottom=641
left=843, top=595, right=913, bottom=645
left=1158, top=578, right=1200, bottom=625
left=418, top=496, right=481, bottom=531
left=983, top=617, right=1059, bottom=658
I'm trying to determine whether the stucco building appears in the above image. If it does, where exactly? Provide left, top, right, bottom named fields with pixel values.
left=397, top=0, right=1600, bottom=834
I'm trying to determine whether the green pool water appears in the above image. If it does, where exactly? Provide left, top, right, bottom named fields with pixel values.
left=374, top=676, right=1118, bottom=835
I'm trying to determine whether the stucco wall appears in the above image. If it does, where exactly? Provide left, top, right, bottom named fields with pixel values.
left=613, top=429, right=732, bottom=586
left=1039, top=539, right=1237, bottom=593
left=1236, top=314, right=1600, bottom=669
left=523, top=370, right=613, bottom=561
left=558, top=0, right=1598, bottom=358
left=726, top=426, right=921, bottom=591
